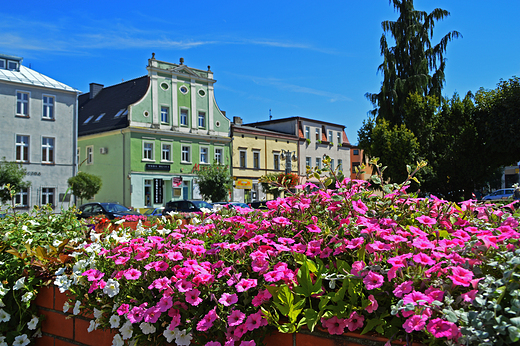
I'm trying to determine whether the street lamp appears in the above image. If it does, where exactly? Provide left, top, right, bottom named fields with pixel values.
left=281, top=150, right=297, bottom=174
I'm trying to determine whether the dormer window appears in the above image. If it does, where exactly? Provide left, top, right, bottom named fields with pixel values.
left=8, top=60, right=19, bottom=71
left=0, top=59, right=5, bottom=70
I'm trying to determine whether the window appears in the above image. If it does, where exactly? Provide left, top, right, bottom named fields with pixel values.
left=331, top=159, right=335, bottom=170
left=200, top=147, right=209, bottom=164
left=198, top=111, right=206, bottom=128
left=353, top=149, right=359, bottom=155
left=161, top=107, right=169, bottom=123
left=42, top=95, right=54, bottom=119
left=316, top=157, right=321, bottom=169
left=8, top=60, right=18, bottom=71
left=315, top=128, right=320, bottom=141
left=181, top=145, right=191, bottom=163
left=180, top=109, right=188, bottom=126
left=0, top=59, right=5, bottom=69
left=305, top=157, right=311, bottom=168
left=15, top=188, right=28, bottom=207
left=15, top=135, right=29, bottom=162
left=16, top=92, right=29, bottom=116
left=273, top=153, right=280, bottom=171
left=305, top=126, right=310, bottom=140
left=86, top=146, right=93, bottom=164
left=144, top=180, right=152, bottom=206
left=215, top=148, right=223, bottom=165
left=161, top=143, right=172, bottom=162
left=42, top=137, right=54, bottom=164
left=338, top=159, right=343, bottom=171
left=143, top=142, right=154, bottom=161
left=41, top=188, right=55, bottom=206
left=337, top=132, right=342, bottom=144
left=253, top=151, right=260, bottom=169
left=328, top=130, right=333, bottom=143
left=239, top=150, right=247, bottom=168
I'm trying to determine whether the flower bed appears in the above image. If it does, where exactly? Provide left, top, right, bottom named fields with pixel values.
left=2, top=169, right=520, bottom=346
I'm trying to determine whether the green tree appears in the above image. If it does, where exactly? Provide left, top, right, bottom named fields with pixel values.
left=195, top=162, right=232, bottom=202
left=0, top=158, right=30, bottom=203
left=67, top=172, right=102, bottom=204
left=359, top=0, right=460, bottom=186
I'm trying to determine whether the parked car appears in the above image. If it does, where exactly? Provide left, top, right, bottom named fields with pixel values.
left=143, top=207, right=165, bottom=216
left=77, top=202, right=141, bottom=220
left=162, top=200, right=214, bottom=215
left=482, top=188, right=515, bottom=201
left=212, top=201, right=251, bottom=209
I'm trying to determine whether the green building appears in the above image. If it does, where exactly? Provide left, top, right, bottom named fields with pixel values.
left=77, top=55, right=231, bottom=211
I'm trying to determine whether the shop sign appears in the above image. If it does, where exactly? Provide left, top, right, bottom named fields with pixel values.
left=154, top=178, right=163, bottom=204
left=145, top=164, right=170, bottom=171
left=236, top=179, right=253, bottom=189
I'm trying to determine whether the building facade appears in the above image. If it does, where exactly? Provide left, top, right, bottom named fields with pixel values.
left=78, top=56, right=231, bottom=210
left=231, top=117, right=299, bottom=203
left=0, top=54, right=79, bottom=211
left=245, top=117, right=352, bottom=184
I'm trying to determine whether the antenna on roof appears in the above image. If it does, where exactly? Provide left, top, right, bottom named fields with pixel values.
left=269, top=109, right=272, bottom=121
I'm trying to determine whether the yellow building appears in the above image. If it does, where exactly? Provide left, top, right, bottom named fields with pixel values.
left=231, top=117, right=299, bottom=203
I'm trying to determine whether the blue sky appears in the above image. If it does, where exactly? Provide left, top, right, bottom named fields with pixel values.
left=2, top=0, right=519, bottom=144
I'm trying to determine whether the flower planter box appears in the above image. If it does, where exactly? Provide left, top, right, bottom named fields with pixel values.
left=35, top=286, right=416, bottom=346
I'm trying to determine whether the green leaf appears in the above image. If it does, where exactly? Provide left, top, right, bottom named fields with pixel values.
left=361, top=318, right=384, bottom=335
left=304, top=308, right=319, bottom=332
left=442, top=309, right=458, bottom=323
left=509, top=326, right=520, bottom=342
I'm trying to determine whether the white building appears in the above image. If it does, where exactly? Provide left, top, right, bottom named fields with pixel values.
left=0, top=54, right=79, bottom=211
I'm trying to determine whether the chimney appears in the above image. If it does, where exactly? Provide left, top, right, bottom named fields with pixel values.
left=89, top=83, right=104, bottom=99
left=233, top=116, right=243, bottom=125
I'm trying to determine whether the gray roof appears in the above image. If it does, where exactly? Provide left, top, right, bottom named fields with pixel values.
left=0, top=65, right=78, bottom=93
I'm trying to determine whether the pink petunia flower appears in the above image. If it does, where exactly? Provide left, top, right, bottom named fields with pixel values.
left=426, top=318, right=460, bottom=340
left=346, top=311, right=364, bottom=331
left=123, top=268, right=142, bottom=280
left=245, top=311, right=265, bottom=331
left=228, top=310, right=246, bottom=327
left=185, top=289, right=203, bottom=306
left=403, top=314, right=427, bottom=333
left=393, top=281, right=414, bottom=298
left=321, top=316, right=347, bottom=335
left=365, top=294, right=378, bottom=313
left=413, top=253, right=436, bottom=266
left=448, top=266, right=474, bottom=287
left=363, top=271, right=384, bottom=290
left=236, top=279, right=257, bottom=292
left=219, top=293, right=238, bottom=306
left=352, top=199, right=368, bottom=214
left=416, top=215, right=437, bottom=225
left=403, top=291, right=433, bottom=306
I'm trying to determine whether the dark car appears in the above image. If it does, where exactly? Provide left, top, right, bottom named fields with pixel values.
left=77, top=202, right=141, bottom=220
left=143, top=207, right=165, bottom=216
left=213, top=201, right=251, bottom=209
left=162, top=200, right=214, bottom=215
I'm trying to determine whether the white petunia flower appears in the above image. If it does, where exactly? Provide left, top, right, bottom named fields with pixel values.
left=73, top=300, right=81, bottom=315
left=139, top=322, right=156, bottom=335
left=93, top=308, right=103, bottom=319
left=119, top=321, right=133, bottom=340
left=87, top=320, right=99, bottom=333
left=52, top=239, right=62, bottom=247
left=0, top=299, right=5, bottom=307
left=13, top=277, right=26, bottom=290
left=109, top=314, right=120, bottom=328
left=103, top=279, right=120, bottom=298
left=175, top=329, right=192, bottom=346
left=163, top=328, right=176, bottom=343
left=27, top=316, right=39, bottom=330
left=90, top=230, right=102, bottom=242
left=21, top=292, right=34, bottom=302
left=22, top=225, right=28, bottom=232
left=54, top=276, right=71, bottom=293
left=13, top=334, right=30, bottom=346
left=28, top=220, right=40, bottom=226
left=54, top=267, right=66, bottom=276
left=0, top=283, right=8, bottom=297
left=0, top=336, right=7, bottom=346
left=63, top=301, right=70, bottom=313
left=0, top=308, right=11, bottom=322
left=112, top=334, right=124, bottom=346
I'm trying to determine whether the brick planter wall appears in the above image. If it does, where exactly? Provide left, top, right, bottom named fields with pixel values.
left=35, top=286, right=116, bottom=346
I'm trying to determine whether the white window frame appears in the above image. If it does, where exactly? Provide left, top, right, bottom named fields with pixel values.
left=41, top=187, right=55, bottom=206
left=160, top=106, right=169, bottom=124
left=305, top=157, right=311, bottom=168
left=181, top=145, right=191, bottom=163
left=41, top=137, right=55, bottom=164
left=253, top=151, right=260, bottom=169
left=15, top=135, right=30, bottom=162
left=161, top=143, right=172, bottom=162
left=200, top=146, right=209, bottom=164
left=338, top=159, right=343, bottom=171
left=0, top=59, right=5, bottom=69
left=315, top=128, right=320, bottom=141
left=15, top=187, right=29, bottom=207
left=42, top=95, right=55, bottom=120
left=331, top=159, right=335, bottom=170
left=214, top=148, right=223, bottom=165
left=16, top=91, right=29, bottom=116
left=143, top=141, right=154, bottom=161
left=316, top=157, right=321, bottom=169
left=239, top=150, right=247, bottom=169
left=337, top=132, right=342, bottom=144
left=8, top=60, right=18, bottom=71
left=273, top=153, right=280, bottom=171
left=328, top=130, right=333, bottom=143
left=305, top=126, right=310, bottom=140
left=86, top=146, right=93, bottom=165
left=180, top=108, right=188, bottom=126
left=198, top=111, right=206, bottom=128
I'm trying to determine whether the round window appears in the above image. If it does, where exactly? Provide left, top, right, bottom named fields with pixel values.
left=215, top=121, right=221, bottom=128
left=198, top=89, right=206, bottom=97
left=143, top=111, right=150, bottom=117
left=160, top=82, right=169, bottom=90
left=180, top=85, right=189, bottom=94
